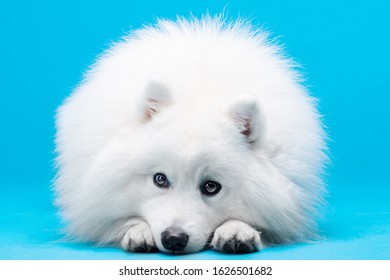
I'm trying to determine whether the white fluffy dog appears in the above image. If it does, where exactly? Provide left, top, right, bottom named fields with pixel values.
left=54, top=15, right=327, bottom=254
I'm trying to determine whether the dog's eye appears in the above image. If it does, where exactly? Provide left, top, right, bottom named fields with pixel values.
left=200, top=180, right=222, bottom=196
left=153, top=173, right=170, bottom=188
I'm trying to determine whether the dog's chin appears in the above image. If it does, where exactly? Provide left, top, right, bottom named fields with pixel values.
left=155, top=232, right=214, bottom=255
left=153, top=240, right=208, bottom=255
left=156, top=233, right=213, bottom=254
left=158, top=246, right=204, bottom=255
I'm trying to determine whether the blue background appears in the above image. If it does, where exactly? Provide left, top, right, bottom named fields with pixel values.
left=0, top=0, right=389, bottom=259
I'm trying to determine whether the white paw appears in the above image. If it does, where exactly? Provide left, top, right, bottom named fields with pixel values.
left=211, top=220, right=263, bottom=254
left=120, top=219, right=156, bottom=253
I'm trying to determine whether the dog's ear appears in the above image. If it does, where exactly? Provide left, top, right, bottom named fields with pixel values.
left=140, top=76, right=172, bottom=122
left=226, top=94, right=264, bottom=145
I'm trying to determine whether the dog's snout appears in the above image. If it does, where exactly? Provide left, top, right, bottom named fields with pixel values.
left=161, top=227, right=189, bottom=251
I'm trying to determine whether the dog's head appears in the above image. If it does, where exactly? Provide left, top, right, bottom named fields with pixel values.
left=122, top=77, right=265, bottom=253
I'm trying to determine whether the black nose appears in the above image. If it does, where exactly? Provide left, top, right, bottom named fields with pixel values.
left=161, top=227, right=189, bottom=251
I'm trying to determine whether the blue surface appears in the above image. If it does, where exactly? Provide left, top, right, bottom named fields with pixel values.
left=0, top=0, right=389, bottom=259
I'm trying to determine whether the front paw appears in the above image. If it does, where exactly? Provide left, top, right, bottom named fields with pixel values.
left=120, top=218, right=156, bottom=253
left=211, top=220, right=262, bottom=254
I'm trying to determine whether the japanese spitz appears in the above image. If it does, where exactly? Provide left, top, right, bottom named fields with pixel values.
left=54, top=15, right=328, bottom=254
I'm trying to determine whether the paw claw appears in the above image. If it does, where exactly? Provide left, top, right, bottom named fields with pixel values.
left=133, top=243, right=157, bottom=253
left=221, top=238, right=253, bottom=254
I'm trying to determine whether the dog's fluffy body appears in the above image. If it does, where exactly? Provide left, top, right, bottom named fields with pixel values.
left=55, top=16, right=327, bottom=254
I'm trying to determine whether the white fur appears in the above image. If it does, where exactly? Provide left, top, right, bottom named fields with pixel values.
left=54, top=15, right=328, bottom=254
